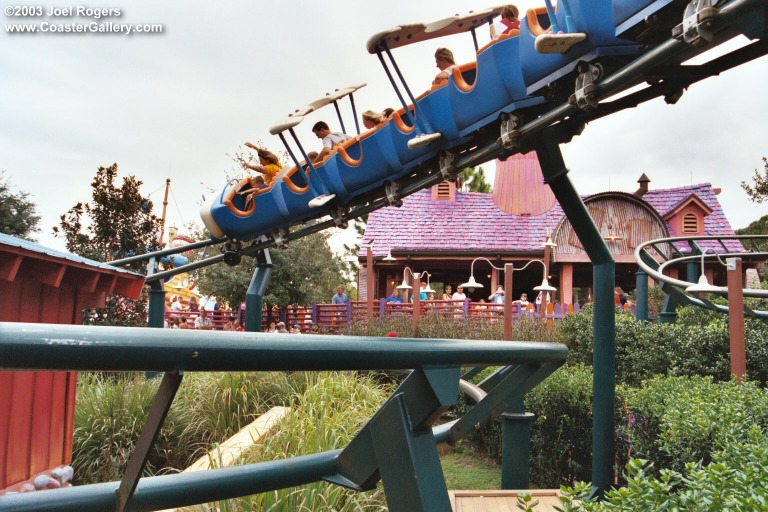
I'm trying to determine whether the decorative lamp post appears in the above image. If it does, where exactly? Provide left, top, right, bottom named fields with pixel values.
left=460, top=257, right=557, bottom=339
left=396, top=267, right=431, bottom=333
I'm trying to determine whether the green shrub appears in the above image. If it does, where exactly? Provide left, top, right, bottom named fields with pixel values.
left=558, top=305, right=768, bottom=387
left=558, top=309, right=676, bottom=387
left=623, top=375, right=768, bottom=474
left=455, top=364, right=628, bottom=489
left=559, top=429, right=768, bottom=511
left=351, top=314, right=560, bottom=343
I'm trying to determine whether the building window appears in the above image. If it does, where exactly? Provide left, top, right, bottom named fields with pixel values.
left=682, top=213, right=699, bottom=233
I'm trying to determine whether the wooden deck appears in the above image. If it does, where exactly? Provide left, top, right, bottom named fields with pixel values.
left=449, top=489, right=564, bottom=511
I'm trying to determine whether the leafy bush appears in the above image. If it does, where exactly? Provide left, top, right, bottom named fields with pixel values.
left=558, top=428, right=768, bottom=510
left=622, top=375, right=768, bottom=474
left=558, top=309, right=677, bottom=387
left=454, top=364, right=628, bottom=489
left=558, top=305, right=768, bottom=387
left=351, top=314, right=560, bottom=343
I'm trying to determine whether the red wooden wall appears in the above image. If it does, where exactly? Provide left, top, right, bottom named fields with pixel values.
left=0, top=238, right=144, bottom=491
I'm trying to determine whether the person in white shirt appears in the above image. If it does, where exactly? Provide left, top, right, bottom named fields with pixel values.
left=432, top=47, right=458, bottom=87
left=452, top=285, right=467, bottom=319
left=452, top=286, right=466, bottom=301
left=194, top=310, right=214, bottom=330
left=311, top=121, right=351, bottom=164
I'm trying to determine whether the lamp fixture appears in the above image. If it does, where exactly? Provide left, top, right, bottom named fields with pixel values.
left=461, top=275, right=483, bottom=290
left=541, top=236, right=557, bottom=249
left=395, top=278, right=412, bottom=290
left=382, top=249, right=397, bottom=262
left=459, top=257, right=556, bottom=294
left=533, top=277, right=557, bottom=293
left=685, top=248, right=724, bottom=295
left=395, top=267, right=432, bottom=292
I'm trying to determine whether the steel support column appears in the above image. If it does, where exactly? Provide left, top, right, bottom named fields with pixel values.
left=533, top=136, right=615, bottom=499
left=501, top=409, right=536, bottom=489
left=245, top=248, right=272, bottom=332
left=635, top=269, right=649, bottom=322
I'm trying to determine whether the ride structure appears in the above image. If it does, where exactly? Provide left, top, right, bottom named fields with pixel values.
left=1, top=1, right=766, bottom=511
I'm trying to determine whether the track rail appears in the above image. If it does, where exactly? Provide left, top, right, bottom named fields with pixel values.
left=635, top=235, right=768, bottom=317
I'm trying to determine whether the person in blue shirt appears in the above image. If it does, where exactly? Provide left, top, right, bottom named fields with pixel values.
left=331, top=286, right=349, bottom=304
left=385, top=289, right=403, bottom=303
left=419, top=282, right=429, bottom=301
left=489, top=285, right=505, bottom=304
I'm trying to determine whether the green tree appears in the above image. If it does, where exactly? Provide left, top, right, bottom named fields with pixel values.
left=741, top=157, right=768, bottom=203
left=0, top=172, right=41, bottom=240
left=460, top=165, right=492, bottom=193
left=54, top=163, right=162, bottom=269
left=196, top=231, right=346, bottom=310
left=54, top=163, right=162, bottom=326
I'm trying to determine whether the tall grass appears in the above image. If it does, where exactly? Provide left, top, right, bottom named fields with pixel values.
left=72, top=371, right=312, bottom=485
left=72, top=372, right=199, bottom=483
left=187, top=372, right=391, bottom=512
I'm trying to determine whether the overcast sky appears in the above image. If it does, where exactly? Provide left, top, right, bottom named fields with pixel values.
left=2, top=0, right=766, bottom=255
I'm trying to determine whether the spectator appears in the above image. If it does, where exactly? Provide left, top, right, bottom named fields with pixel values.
left=419, top=282, right=429, bottom=301
left=432, top=47, right=458, bottom=87
left=310, top=323, right=320, bottom=333
left=194, top=310, right=214, bottom=330
left=615, top=287, right=627, bottom=306
left=223, top=316, right=239, bottom=331
left=362, top=110, right=384, bottom=129
left=332, top=286, right=349, bottom=304
left=170, top=295, right=183, bottom=317
left=290, top=324, right=302, bottom=334
left=187, top=296, right=200, bottom=313
left=442, top=285, right=453, bottom=300
left=275, top=321, right=289, bottom=333
left=517, top=293, right=529, bottom=307
left=267, top=321, right=277, bottom=333
left=242, top=143, right=282, bottom=184
left=178, top=316, right=190, bottom=329
left=490, top=5, right=520, bottom=39
left=452, top=285, right=467, bottom=318
left=489, top=285, right=505, bottom=304
left=385, top=289, right=403, bottom=303
left=311, top=121, right=351, bottom=164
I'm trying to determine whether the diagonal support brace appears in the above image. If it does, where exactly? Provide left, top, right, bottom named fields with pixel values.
left=115, top=370, right=184, bottom=512
left=371, top=393, right=452, bottom=512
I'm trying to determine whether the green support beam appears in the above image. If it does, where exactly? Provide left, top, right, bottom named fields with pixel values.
left=533, top=135, right=615, bottom=499
left=245, top=247, right=272, bottom=332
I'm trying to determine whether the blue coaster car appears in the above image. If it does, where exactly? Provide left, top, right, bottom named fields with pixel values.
left=612, top=0, right=679, bottom=37
left=519, top=1, right=642, bottom=94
